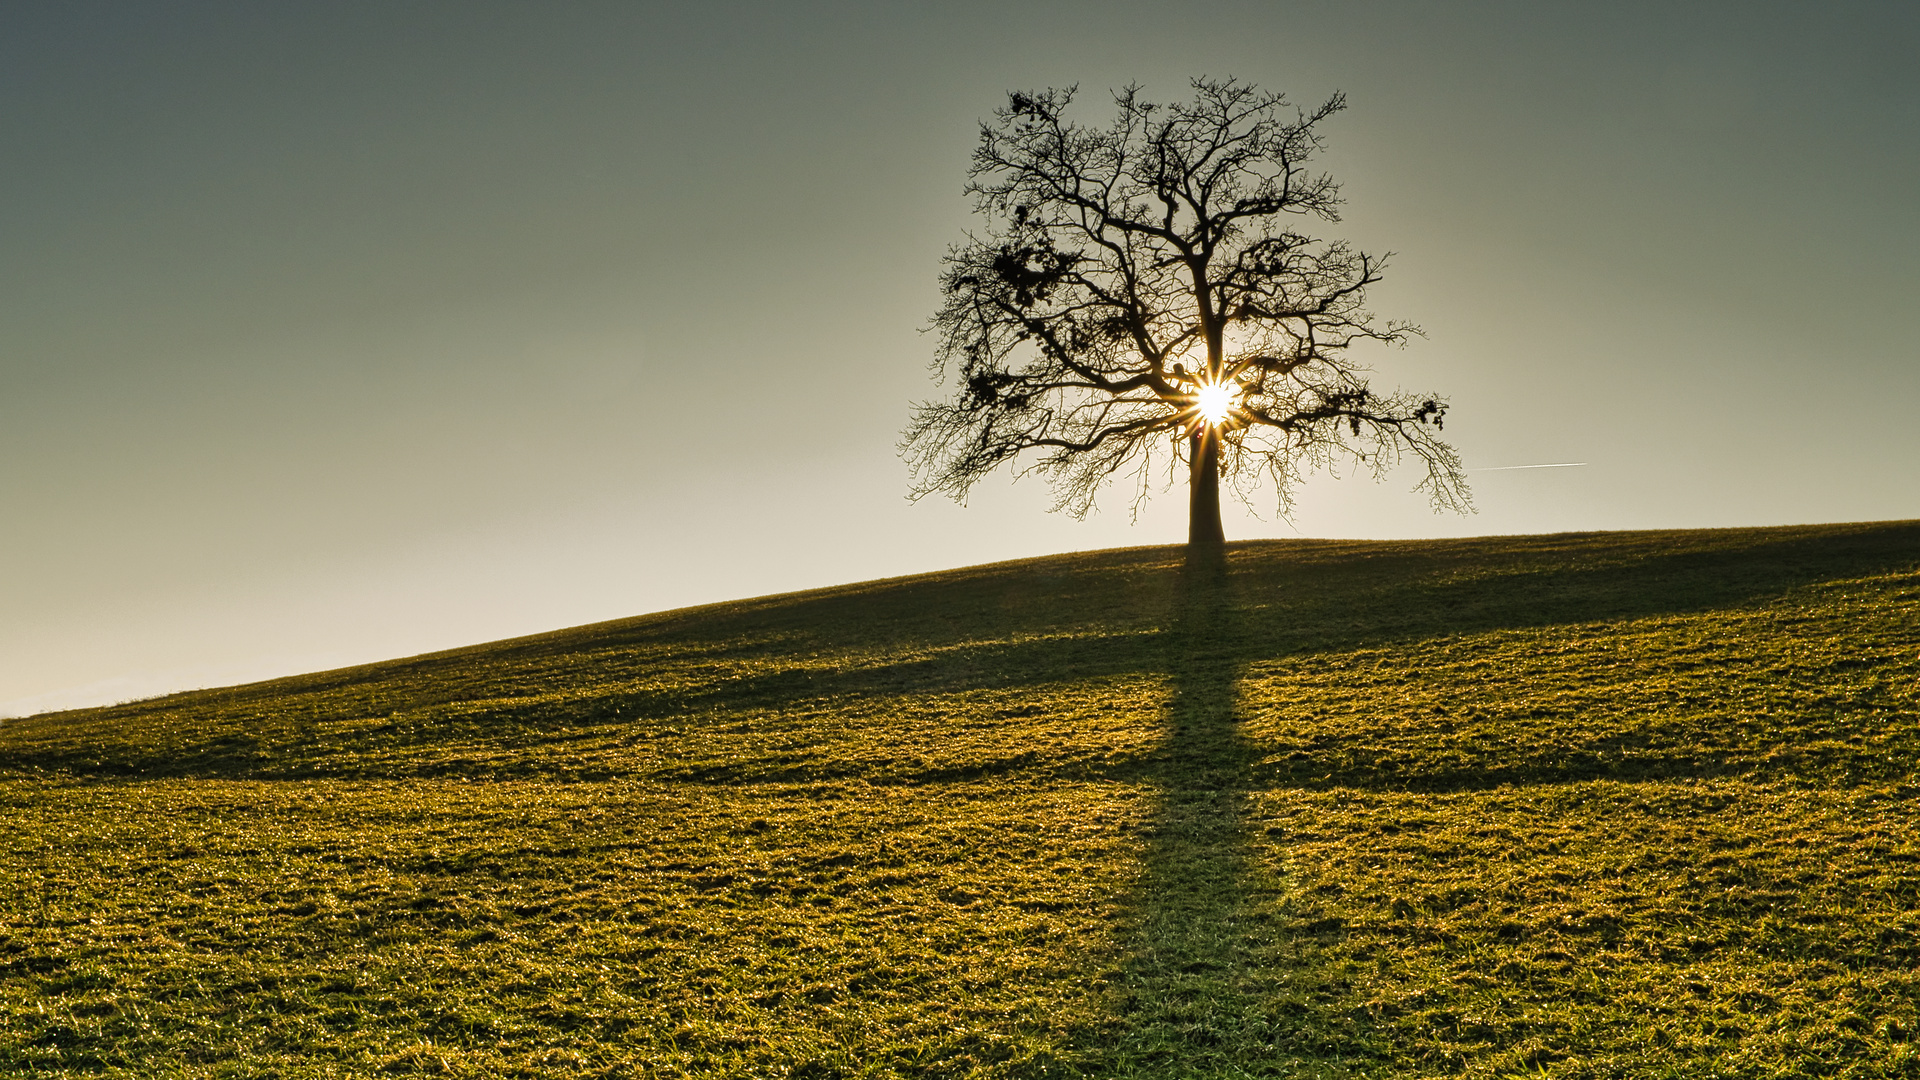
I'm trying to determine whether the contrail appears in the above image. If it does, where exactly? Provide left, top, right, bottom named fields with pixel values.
left=1467, top=462, right=1589, bottom=472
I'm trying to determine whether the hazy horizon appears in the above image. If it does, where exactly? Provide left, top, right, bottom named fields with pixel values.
left=6, top=0, right=1918, bottom=717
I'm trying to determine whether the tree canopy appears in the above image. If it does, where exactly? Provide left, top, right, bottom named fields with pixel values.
left=904, top=78, right=1470, bottom=544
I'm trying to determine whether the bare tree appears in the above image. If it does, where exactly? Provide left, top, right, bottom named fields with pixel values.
left=903, top=78, right=1470, bottom=546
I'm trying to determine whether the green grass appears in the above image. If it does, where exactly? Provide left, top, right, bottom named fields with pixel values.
left=3, top=521, right=1918, bottom=1077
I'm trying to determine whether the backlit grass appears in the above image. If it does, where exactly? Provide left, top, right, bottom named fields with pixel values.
left=3, top=522, right=1918, bottom=1076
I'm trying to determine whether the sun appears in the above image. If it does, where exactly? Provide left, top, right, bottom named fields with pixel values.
left=1195, top=380, right=1240, bottom=427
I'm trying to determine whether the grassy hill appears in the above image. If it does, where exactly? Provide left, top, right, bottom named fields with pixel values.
left=3, top=521, right=1919, bottom=1078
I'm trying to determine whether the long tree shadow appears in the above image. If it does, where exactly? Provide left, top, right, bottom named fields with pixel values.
left=1080, top=560, right=1384, bottom=1078
left=1063, top=525, right=1918, bottom=1076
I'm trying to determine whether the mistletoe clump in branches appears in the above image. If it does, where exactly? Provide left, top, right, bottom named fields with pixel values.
left=904, top=78, right=1470, bottom=544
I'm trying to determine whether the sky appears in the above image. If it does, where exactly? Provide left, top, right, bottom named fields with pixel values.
left=4, top=0, right=1917, bottom=716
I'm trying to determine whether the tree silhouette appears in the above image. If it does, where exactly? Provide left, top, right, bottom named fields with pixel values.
left=904, top=79, right=1470, bottom=545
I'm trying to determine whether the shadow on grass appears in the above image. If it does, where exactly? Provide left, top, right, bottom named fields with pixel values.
left=1075, top=561, right=1382, bottom=1079
left=1064, top=525, right=1917, bottom=1076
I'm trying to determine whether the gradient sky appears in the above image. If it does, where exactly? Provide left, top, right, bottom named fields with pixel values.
left=5, top=0, right=1917, bottom=716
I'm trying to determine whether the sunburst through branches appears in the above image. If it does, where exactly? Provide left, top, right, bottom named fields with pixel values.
left=1193, top=381, right=1241, bottom=430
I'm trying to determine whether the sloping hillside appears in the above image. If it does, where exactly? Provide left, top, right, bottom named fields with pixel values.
left=3, top=522, right=1919, bottom=1078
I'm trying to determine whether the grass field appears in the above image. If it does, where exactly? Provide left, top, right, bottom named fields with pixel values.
left=3, top=521, right=1919, bottom=1078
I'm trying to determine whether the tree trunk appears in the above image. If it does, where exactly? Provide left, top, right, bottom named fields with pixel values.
left=1188, top=428, right=1226, bottom=546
